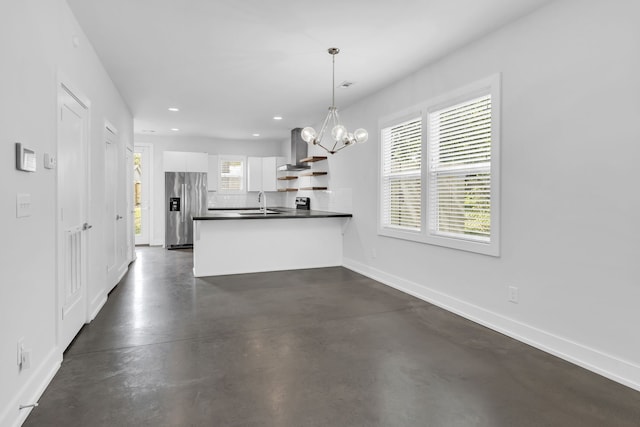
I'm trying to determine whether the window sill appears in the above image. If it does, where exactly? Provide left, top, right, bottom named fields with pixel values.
left=378, top=226, right=499, bottom=257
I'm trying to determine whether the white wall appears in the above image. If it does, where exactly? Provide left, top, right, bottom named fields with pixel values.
left=333, top=0, right=640, bottom=390
left=135, top=135, right=285, bottom=245
left=0, top=1, right=133, bottom=426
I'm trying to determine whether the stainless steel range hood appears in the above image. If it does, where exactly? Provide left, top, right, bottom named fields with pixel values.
left=278, top=128, right=311, bottom=171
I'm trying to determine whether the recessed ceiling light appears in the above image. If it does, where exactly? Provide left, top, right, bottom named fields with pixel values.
left=171, top=128, right=180, bottom=131
left=252, top=133, right=260, bottom=137
left=273, top=116, right=283, bottom=120
left=168, top=107, right=180, bottom=112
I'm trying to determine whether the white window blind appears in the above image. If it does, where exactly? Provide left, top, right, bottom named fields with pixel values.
left=428, top=94, right=492, bottom=242
left=381, top=117, right=422, bottom=231
left=219, top=157, right=244, bottom=192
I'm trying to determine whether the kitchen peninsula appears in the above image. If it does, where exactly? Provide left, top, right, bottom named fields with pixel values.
left=192, top=207, right=352, bottom=277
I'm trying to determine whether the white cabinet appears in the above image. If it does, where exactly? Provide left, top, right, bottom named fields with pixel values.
left=247, top=157, right=263, bottom=192
left=163, top=151, right=185, bottom=172
left=163, top=151, right=208, bottom=172
left=262, top=157, right=280, bottom=192
left=207, top=155, right=218, bottom=191
left=186, top=152, right=208, bottom=172
left=247, top=156, right=285, bottom=192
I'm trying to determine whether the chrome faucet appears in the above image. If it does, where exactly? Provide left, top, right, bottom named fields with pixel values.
left=258, top=191, right=267, bottom=214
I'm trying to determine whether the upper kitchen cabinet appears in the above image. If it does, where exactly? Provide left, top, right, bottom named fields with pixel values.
left=247, top=157, right=263, bottom=192
left=163, top=151, right=208, bottom=172
left=207, top=155, right=218, bottom=191
left=247, top=156, right=285, bottom=192
left=262, top=157, right=284, bottom=192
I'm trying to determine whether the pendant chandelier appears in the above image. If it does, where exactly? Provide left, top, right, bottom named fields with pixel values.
left=301, top=47, right=368, bottom=154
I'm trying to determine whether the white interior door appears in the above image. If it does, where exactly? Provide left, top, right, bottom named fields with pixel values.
left=58, top=82, right=90, bottom=351
left=134, top=144, right=151, bottom=245
left=105, top=128, right=118, bottom=286
left=126, top=147, right=134, bottom=261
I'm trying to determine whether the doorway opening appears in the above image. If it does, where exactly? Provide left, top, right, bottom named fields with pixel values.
left=134, top=143, right=152, bottom=245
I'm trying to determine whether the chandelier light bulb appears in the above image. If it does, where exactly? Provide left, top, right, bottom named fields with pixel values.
left=301, top=127, right=317, bottom=143
left=332, top=125, right=347, bottom=142
left=354, top=128, right=368, bottom=143
left=344, top=133, right=355, bottom=145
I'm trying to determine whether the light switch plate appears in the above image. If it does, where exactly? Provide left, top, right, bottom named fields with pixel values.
left=44, top=153, right=56, bottom=169
left=16, top=193, right=32, bottom=218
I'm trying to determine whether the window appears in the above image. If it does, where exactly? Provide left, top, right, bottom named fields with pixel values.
left=381, top=117, right=422, bottom=232
left=379, top=75, right=500, bottom=256
left=218, top=155, right=245, bottom=193
left=428, top=94, right=492, bottom=243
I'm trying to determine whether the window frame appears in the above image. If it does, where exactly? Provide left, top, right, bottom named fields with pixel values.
left=377, top=74, right=501, bottom=256
left=378, top=111, right=427, bottom=241
left=217, top=155, right=247, bottom=194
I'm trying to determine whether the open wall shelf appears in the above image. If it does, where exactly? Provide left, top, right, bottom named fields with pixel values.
left=300, top=171, right=327, bottom=176
left=300, top=156, right=327, bottom=163
left=277, top=156, right=328, bottom=193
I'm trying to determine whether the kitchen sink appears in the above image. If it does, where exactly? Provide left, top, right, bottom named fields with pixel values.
left=237, top=209, right=282, bottom=215
left=209, top=208, right=285, bottom=216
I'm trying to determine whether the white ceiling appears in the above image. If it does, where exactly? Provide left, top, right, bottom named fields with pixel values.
left=66, top=0, right=551, bottom=142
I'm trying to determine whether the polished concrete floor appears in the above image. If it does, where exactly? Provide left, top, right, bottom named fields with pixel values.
left=25, top=247, right=640, bottom=426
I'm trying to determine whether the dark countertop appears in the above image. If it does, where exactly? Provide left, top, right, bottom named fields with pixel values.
left=193, top=207, right=352, bottom=220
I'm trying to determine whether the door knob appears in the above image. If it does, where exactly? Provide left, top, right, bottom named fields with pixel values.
left=82, top=222, right=93, bottom=230
left=116, top=214, right=124, bottom=220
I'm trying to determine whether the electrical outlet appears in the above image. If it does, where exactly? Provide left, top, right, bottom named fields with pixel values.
left=17, top=338, right=31, bottom=371
left=21, top=348, right=31, bottom=370
left=508, top=286, right=519, bottom=304
left=17, top=338, right=24, bottom=367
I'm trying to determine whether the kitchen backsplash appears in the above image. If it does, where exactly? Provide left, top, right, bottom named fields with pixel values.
left=207, top=192, right=286, bottom=208
left=208, top=188, right=352, bottom=212
left=284, top=187, right=352, bottom=213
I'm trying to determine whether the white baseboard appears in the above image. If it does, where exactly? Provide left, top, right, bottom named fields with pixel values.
left=116, top=264, right=128, bottom=284
left=0, top=347, right=61, bottom=427
left=91, top=261, right=129, bottom=323
left=89, top=294, right=108, bottom=322
left=105, top=263, right=129, bottom=295
left=342, top=257, right=640, bottom=392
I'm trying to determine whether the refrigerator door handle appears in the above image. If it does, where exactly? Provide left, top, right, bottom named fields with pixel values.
left=181, top=184, right=186, bottom=222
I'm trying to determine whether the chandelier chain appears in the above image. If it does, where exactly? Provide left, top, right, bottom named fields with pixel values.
left=332, top=50, right=336, bottom=109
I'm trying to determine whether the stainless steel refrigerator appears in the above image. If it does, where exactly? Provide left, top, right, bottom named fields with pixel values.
left=165, top=172, right=207, bottom=249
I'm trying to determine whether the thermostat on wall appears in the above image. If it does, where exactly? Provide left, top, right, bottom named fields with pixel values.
left=16, top=143, right=36, bottom=172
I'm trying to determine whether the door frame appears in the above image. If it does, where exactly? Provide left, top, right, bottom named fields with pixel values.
left=56, top=78, right=92, bottom=349
left=104, top=122, right=119, bottom=291
left=134, top=142, right=154, bottom=245
left=126, top=146, right=135, bottom=262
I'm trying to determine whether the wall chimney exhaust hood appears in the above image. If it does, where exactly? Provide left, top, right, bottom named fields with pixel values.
left=278, top=128, right=311, bottom=171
